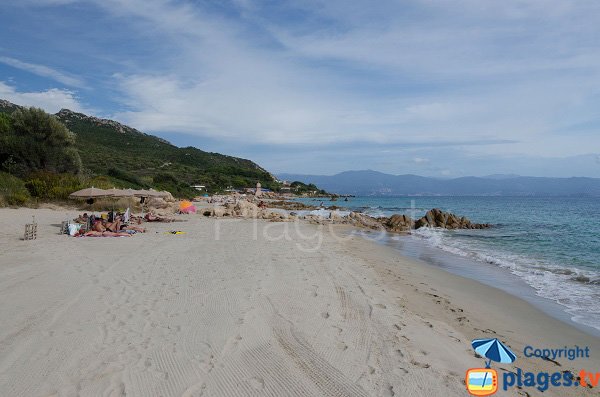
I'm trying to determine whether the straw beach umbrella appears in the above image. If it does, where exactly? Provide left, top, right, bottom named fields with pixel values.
left=68, top=187, right=111, bottom=218
left=148, top=188, right=169, bottom=198
left=133, top=189, right=152, bottom=198
left=105, top=187, right=133, bottom=198
left=68, top=187, right=110, bottom=199
left=103, top=188, right=135, bottom=212
left=120, top=188, right=137, bottom=197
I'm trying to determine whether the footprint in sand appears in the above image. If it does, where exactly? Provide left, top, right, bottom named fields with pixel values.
left=410, top=359, right=430, bottom=369
left=249, top=377, right=264, bottom=390
left=382, top=385, right=395, bottom=397
left=336, top=341, right=348, bottom=351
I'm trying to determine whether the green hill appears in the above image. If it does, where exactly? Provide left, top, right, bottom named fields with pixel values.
left=0, top=99, right=278, bottom=199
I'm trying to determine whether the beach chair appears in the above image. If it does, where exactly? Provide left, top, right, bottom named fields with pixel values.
left=24, top=216, right=37, bottom=240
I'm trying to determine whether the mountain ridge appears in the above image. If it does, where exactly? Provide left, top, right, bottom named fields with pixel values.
left=278, top=170, right=600, bottom=196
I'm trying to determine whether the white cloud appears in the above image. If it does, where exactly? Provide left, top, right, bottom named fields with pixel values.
left=87, top=0, right=600, bottom=154
left=0, top=81, right=89, bottom=113
left=0, top=56, right=86, bottom=88
left=7, top=0, right=600, bottom=174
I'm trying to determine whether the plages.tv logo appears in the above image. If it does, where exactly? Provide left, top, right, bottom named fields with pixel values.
left=466, top=338, right=516, bottom=396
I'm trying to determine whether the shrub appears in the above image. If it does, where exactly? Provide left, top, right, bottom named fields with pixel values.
left=107, top=167, right=145, bottom=187
left=1, top=107, right=82, bottom=176
left=0, top=172, right=30, bottom=206
left=24, top=171, right=84, bottom=200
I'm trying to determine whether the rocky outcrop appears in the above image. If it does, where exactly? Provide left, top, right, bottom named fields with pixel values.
left=269, top=200, right=317, bottom=211
left=348, top=212, right=384, bottom=230
left=375, top=208, right=491, bottom=232
left=200, top=201, right=491, bottom=230
left=384, top=214, right=414, bottom=232
left=200, top=200, right=293, bottom=222
left=413, top=208, right=490, bottom=229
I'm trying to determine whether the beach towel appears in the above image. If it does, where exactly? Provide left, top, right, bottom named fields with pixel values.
left=68, top=223, right=81, bottom=236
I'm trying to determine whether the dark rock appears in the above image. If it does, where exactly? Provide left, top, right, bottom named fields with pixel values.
left=414, top=209, right=491, bottom=230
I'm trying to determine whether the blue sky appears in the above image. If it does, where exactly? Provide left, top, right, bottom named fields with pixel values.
left=1, top=0, right=600, bottom=177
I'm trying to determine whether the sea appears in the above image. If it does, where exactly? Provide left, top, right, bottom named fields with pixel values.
left=294, top=196, right=600, bottom=335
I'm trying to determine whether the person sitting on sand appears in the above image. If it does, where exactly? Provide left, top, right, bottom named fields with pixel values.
left=74, top=213, right=89, bottom=224
left=92, top=220, right=106, bottom=233
left=258, top=201, right=267, bottom=209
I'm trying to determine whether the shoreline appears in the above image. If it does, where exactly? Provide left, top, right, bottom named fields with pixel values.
left=284, top=196, right=600, bottom=337
left=364, top=229, right=600, bottom=338
left=0, top=207, right=598, bottom=396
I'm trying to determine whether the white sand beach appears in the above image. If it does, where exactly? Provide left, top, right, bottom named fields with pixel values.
left=0, top=208, right=598, bottom=396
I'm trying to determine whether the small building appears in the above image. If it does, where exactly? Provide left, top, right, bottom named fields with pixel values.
left=191, top=184, right=206, bottom=191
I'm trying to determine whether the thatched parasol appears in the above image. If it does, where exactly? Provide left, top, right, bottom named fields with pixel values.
left=105, top=187, right=135, bottom=198
left=148, top=188, right=169, bottom=198
left=69, top=187, right=110, bottom=199
left=133, top=189, right=152, bottom=197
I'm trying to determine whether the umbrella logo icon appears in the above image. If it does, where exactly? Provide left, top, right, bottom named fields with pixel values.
left=466, top=338, right=517, bottom=396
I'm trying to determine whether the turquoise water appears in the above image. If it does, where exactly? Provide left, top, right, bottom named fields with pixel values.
left=296, top=196, right=600, bottom=331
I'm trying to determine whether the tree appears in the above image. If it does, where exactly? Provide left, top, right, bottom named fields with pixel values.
left=0, top=107, right=82, bottom=176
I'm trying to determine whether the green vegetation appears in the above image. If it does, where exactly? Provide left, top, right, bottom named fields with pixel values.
left=0, top=101, right=281, bottom=205
left=56, top=109, right=278, bottom=196
left=0, top=100, right=328, bottom=206
left=0, top=171, right=30, bottom=206
left=290, top=181, right=328, bottom=195
left=0, top=108, right=82, bottom=176
left=0, top=107, right=88, bottom=205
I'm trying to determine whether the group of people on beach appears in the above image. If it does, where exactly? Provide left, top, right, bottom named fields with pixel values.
left=71, top=210, right=174, bottom=237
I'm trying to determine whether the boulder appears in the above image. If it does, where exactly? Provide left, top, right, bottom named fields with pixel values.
left=348, top=212, right=382, bottom=230
left=200, top=206, right=232, bottom=217
left=330, top=211, right=344, bottom=222
left=414, top=209, right=491, bottom=230
left=163, top=192, right=176, bottom=202
left=147, top=197, right=170, bottom=209
left=385, top=214, right=413, bottom=232
left=234, top=200, right=259, bottom=218
left=213, top=206, right=231, bottom=217
left=200, top=208, right=212, bottom=216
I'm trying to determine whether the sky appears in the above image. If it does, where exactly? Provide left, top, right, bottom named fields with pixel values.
left=1, top=0, right=600, bottom=178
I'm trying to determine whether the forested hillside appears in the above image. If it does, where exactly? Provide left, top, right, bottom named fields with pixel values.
left=0, top=100, right=278, bottom=204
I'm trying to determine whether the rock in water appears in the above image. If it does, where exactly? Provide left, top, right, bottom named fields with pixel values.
left=378, top=208, right=491, bottom=232
left=413, top=208, right=490, bottom=230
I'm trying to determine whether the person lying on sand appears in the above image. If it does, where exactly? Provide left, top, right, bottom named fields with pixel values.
left=91, top=219, right=120, bottom=232
left=144, top=212, right=174, bottom=222
left=85, top=230, right=131, bottom=237
left=75, top=229, right=131, bottom=237
left=121, top=224, right=145, bottom=233
left=104, top=219, right=122, bottom=232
